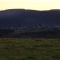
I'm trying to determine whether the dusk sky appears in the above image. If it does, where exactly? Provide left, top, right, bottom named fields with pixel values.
left=0, top=0, right=60, bottom=10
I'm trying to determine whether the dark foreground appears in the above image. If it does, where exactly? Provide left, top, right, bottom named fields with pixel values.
left=0, top=38, right=60, bottom=60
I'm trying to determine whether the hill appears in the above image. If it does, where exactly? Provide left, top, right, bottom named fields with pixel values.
left=0, top=9, right=60, bottom=38
left=0, top=9, right=60, bottom=28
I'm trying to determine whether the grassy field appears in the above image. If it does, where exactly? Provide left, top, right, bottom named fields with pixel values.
left=0, top=38, right=60, bottom=60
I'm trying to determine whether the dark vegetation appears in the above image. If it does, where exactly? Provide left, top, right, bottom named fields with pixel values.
left=0, top=29, right=13, bottom=37
left=0, top=27, right=60, bottom=38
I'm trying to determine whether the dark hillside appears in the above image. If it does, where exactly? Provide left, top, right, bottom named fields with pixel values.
left=0, top=9, right=60, bottom=28
left=0, top=9, right=60, bottom=38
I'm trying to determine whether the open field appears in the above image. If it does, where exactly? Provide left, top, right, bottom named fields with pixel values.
left=0, top=38, right=60, bottom=60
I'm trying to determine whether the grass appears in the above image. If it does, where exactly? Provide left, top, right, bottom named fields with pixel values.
left=0, top=38, right=60, bottom=60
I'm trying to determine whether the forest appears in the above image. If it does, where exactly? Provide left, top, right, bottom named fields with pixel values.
left=0, top=26, right=60, bottom=38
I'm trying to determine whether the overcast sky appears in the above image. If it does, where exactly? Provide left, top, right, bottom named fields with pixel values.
left=0, top=0, right=60, bottom=10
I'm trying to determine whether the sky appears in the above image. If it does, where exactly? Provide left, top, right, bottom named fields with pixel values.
left=0, top=0, right=60, bottom=11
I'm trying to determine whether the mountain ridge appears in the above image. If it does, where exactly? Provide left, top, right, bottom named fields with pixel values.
left=0, top=9, right=60, bottom=28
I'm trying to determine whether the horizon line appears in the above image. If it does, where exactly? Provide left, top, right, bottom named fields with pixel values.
left=0, top=8, right=60, bottom=11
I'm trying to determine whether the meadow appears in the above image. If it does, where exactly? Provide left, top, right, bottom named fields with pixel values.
left=0, top=38, right=60, bottom=60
